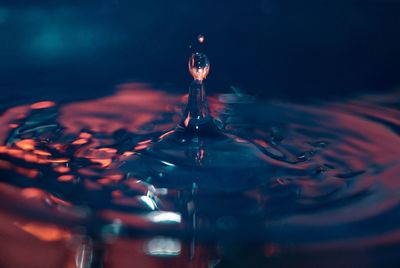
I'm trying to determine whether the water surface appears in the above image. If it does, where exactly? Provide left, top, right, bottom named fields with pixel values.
left=0, top=83, right=399, bottom=267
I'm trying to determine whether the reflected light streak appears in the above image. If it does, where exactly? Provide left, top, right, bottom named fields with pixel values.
left=146, top=211, right=181, bottom=224
left=75, top=237, right=93, bottom=268
left=139, top=196, right=157, bottom=210
left=30, top=101, right=55, bottom=110
left=15, top=139, right=36, bottom=151
left=15, top=222, right=70, bottom=241
left=160, top=160, right=175, bottom=167
left=145, top=237, right=181, bottom=257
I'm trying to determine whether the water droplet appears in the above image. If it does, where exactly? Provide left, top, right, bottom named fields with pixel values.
left=197, top=34, right=205, bottom=43
left=188, top=52, right=210, bottom=81
left=179, top=46, right=215, bottom=130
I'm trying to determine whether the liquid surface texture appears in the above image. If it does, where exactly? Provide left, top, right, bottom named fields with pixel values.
left=0, top=83, right=399, bottom=267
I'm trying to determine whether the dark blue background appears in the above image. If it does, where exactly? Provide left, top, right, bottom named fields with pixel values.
left=1, top=0, right=400, bottom=103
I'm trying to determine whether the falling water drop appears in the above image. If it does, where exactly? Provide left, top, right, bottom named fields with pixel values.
left=198, top=34, right=205, bottom=44
left=188, top=52, right=210, bottom=81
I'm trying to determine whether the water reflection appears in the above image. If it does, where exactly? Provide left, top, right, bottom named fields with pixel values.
left=0, top=83, right=399, bottom=267
left=145, top=237, right=182, bottom=257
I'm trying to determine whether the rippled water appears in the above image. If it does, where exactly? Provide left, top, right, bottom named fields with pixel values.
left=0, top=83, right=399, bottom=267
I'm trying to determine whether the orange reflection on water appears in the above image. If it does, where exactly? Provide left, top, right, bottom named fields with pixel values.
left=15, top=167, right=39, bottom=179
left=112, top=190, right=123, bottom=198
left=122, top=151, right=135, bottom=156
left=91, top=158, right=112, bottom=168
left=7, top=148, right=24, bottom=158
left=134, top=144, right=150, bottom=151
left=79, top=132, right=92, bottom=139
left=21, top=188, right=46, bottom=199
left=183, top=112, right=190, bottom=127
left=15, top=139, right=36, bottom=151
left=23, top=153, right=39, bottom=163
left=15, top=222, right=71, bottom=242
left=30, top=101, right=56, bottom=110
left=97, top=177, right=112, bottom=185
left=54, top=166, right=70, bottom=173
left=72, top=138, right=88, bottom=145
left=48, top=194, right=73, bottom=207
left=254, top=139, right=269, bottom=148
left=48, top=158, right=70, bottom=163
left=57, top=175, right=75, bottom=182
left=99, top=147, right=118, bottom=154
left=59, top=83, right=179, bottom=135
left=8, top=123, right=19, bottom=129
left=33, top=149, right=52, bottom=157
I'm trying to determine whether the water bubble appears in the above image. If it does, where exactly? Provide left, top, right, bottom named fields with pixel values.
left=188, top=52, right=210, bottom=80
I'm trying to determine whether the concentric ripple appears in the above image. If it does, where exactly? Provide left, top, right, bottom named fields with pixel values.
left=0, top=84, right=399, bottom=267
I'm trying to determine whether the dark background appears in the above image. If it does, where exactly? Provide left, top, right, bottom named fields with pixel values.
left=1, top=0, right=400, bottom=103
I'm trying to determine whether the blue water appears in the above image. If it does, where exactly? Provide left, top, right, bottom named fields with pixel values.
left=0, top=83, right=399, bottom=267
left=1, top=1, right=400, bottom=267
